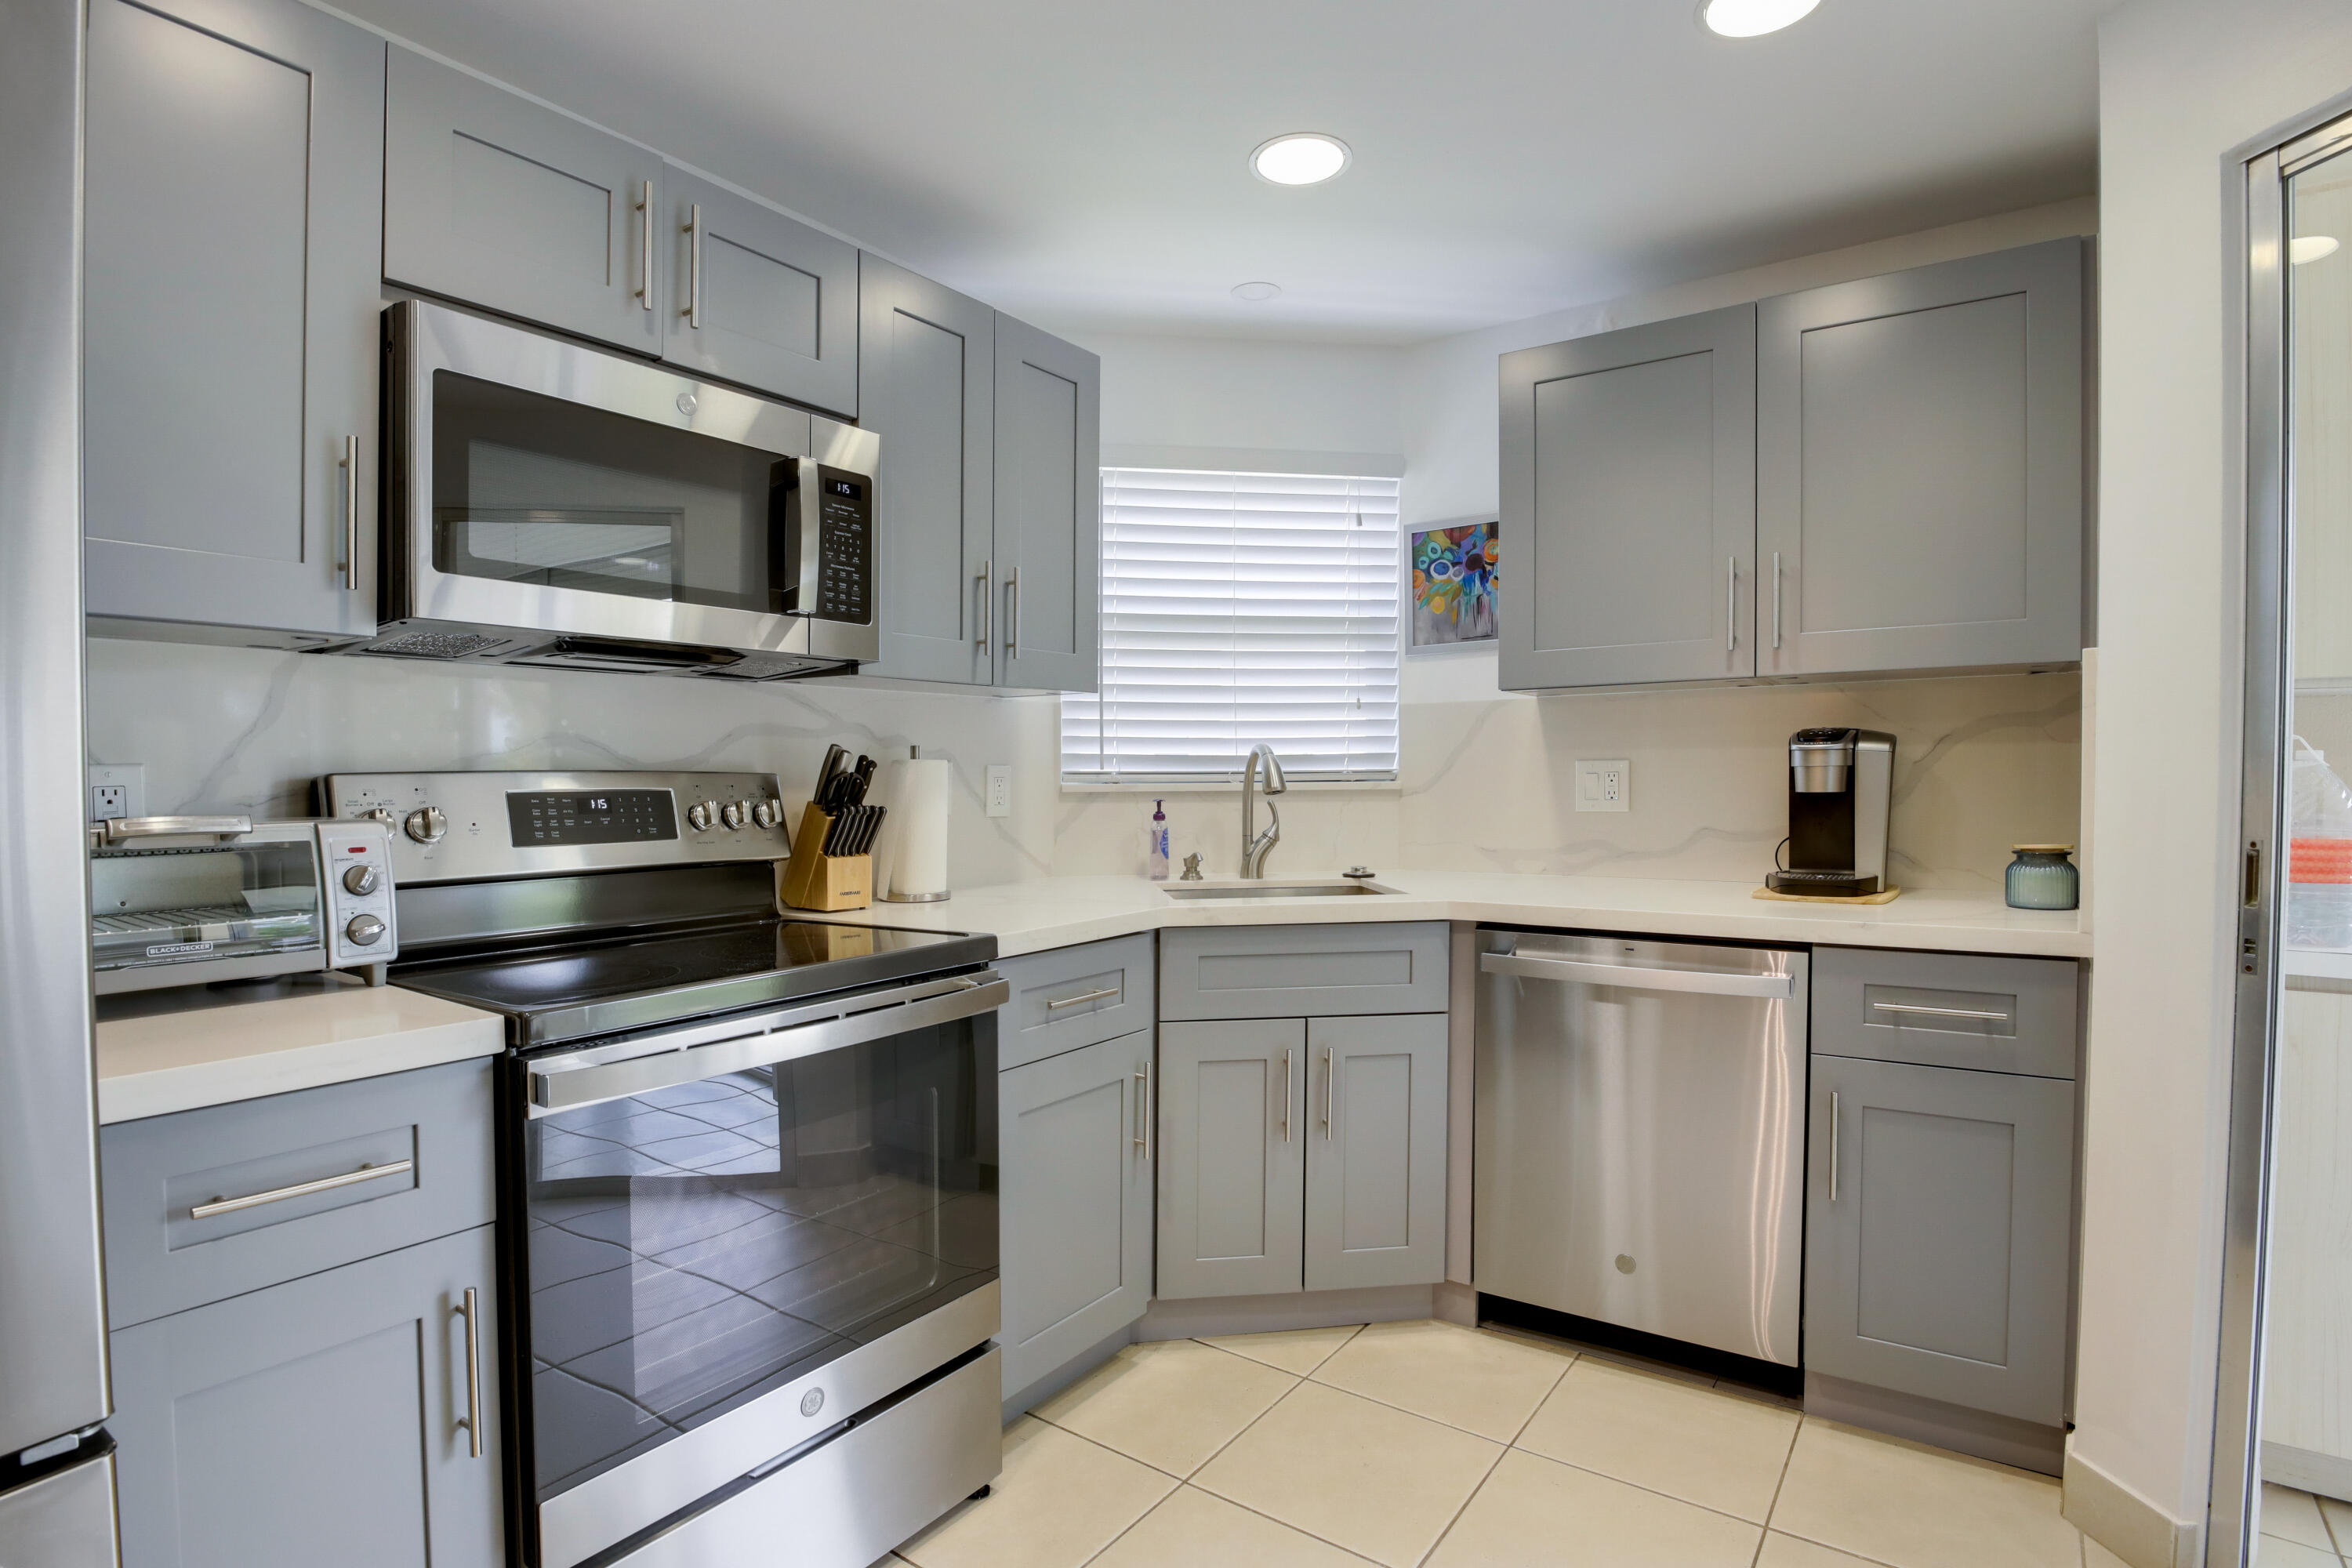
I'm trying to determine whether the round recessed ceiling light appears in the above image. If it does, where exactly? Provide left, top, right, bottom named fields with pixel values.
left=2292, top=235, right=2342, bottom=265
left=1251, top=133, right=1351, bottom=187
left=1232, top=281, right=1283, bottom=302
left=1701, top=0, right=1820, bottom=38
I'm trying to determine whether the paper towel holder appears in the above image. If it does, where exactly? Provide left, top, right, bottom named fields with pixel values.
left=877, top=744, right=952, bottom=903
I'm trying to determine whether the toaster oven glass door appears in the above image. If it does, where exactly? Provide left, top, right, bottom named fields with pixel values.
left=430, top=371, right=801, bottom=617
left=89, top=839, right=324, bottom=974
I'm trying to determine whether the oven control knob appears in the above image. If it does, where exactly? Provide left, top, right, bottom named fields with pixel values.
left=751, top=799, right=782, bottom=829
left=404, top=807, right=447, bottom=844
left=720, top=800, right=749, bottom=831
left=342, top=863, right=382, bottom=896
left=687, top=800, right=718, bottom=832
left=344, top=913, right=387, bottom=947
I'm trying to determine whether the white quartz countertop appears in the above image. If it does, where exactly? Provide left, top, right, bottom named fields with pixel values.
left=807, top=870, right=2089, bottom=960
left=95, top=979, right=506, bottom=1124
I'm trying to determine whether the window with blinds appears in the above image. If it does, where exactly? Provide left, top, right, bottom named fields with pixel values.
left=1061, top=467, right=1402, bottom=783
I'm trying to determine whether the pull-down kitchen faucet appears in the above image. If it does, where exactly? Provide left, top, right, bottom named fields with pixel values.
left=1240, top=742, right=1287, bottom=878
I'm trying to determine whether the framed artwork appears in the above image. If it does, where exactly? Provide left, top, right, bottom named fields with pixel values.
left=1410, top=520, right=1498, bottom=648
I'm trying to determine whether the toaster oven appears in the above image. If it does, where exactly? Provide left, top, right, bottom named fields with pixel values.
left=89, top=816, right=399, bottom=994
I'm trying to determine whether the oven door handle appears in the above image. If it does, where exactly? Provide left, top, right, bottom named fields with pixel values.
left=527, top=972, right=1010, bottom=1112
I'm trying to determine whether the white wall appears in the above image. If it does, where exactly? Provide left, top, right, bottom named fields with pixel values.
left=2071, top=4, right=2352, bottom=1560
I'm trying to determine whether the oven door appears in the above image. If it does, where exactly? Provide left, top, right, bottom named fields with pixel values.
left=515, top=971, right=1004, bottom=1568
left=383, top=299, right=878, bottom=668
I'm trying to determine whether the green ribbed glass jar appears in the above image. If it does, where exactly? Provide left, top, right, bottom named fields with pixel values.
left=2005, top=845, right=2079, bottom=910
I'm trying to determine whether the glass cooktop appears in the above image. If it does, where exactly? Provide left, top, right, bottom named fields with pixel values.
left=394, top=918, right=995, bottom=1047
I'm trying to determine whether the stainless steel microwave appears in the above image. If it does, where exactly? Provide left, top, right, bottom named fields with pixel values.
left=352, top=299, right=878, bottom=681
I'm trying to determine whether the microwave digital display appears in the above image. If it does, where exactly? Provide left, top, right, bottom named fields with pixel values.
left=826, top=478, right=862, bottom=500
left=506, top=789, right=678, bottom=847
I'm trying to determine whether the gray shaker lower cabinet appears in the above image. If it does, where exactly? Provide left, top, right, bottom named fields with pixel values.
left=1303, top=1014, right=1446, bottom=1292
left=1805, top=1054, right=2075, bottom=1426
left=1156, top=1019, right=1306, bottom=1300
left=999, top=1030, right=1154, bottom=1395
left=111, top=1224, right=503, bottom=1568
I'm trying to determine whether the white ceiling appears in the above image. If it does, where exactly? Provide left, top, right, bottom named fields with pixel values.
left=340, top=0, right=2109, bottom=345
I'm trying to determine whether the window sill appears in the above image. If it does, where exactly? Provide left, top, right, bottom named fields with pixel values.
left=1060, top=779, right=1401, bottom=795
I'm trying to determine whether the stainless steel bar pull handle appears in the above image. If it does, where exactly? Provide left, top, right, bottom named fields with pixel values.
left=1771, top=551, right=1782, bottom=651
left=1133, top=1062, right=1151, bottom=1158
left=340, top=435, right=359, bottom=590
left=1829, top=1092, right=1841, bottom=1203
left=1726, top=556, right=1737, bottom=652
left=454, top=1286, right=483, bottom=1459
left=1281, top=1047, right=1294, bottom=1141
left=189, top=1157, right=412, bottom=1220
left=1006, top=567, right=1022, bottom=657
left=636, top=180, right=654, bottom=311
left=684, top=201, right=703, bottom=328
left=1047, top=985, right=1120, bottom=1011
left=975, top=560, right=992, bottom=652
left=1870, top=1001, right=2012, bottom=1022
left=1321, top=1048, right=1334, bottom=1139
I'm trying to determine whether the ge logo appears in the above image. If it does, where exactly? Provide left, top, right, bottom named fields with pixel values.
left=677, top=392, right=698, bottom=417
left=800, top=1388, right=825, bottom=1417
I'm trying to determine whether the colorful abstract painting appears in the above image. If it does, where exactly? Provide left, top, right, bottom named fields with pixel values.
left=1411, top=522, right=1498, bottom=646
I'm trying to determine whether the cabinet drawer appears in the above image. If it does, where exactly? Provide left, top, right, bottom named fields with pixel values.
left=100, top=1058, right=494, bottom=1330
left=997, top=935, right=1155, bottom=1069
left=1812, top=948, right=2078, bottom=1080
left=1160, top=923, right=1450, bottom=1021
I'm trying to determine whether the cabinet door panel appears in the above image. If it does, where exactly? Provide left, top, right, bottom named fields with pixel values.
left=384, top=47, right=662, bottom=352
left=83, top=0, right=382, bottom=639
left=1157, top=1020, right=1303, bottom=1300
left=1499, top=305, right=1755, bottom=688
left=663, top=169, right=858, bottom=416
left=993, top=314, right=1099, bottom=691
left=1806, top=1055, right=2073, bottom=1425
left=1758, top=239, right=2084, bottom=676
left=1305, top=1014, right=1446, bottom=1291
left=862, top=256, right=995, bottom=682
left=111, top=1225, right=502, bottom=1568
left=999, top=1031, right=1152, bottom=1394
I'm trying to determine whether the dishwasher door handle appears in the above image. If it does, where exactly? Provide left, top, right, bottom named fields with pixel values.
left=1479, top=952, right=1797, bottom=1000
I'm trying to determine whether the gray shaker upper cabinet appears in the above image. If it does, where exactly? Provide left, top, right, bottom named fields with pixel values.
left=993, top=314, right=1102, bottom=692
left=384, top=48, right=663, bottom=354
left=1499, top=305, right=1758, bottom=690
left=861, top=256, right=996, bottom=683
left=83, top=0, right=384, bottom=643
left=661, top=167, right=858, bottom=416
left=1755, top=239, right=2085, bottom=677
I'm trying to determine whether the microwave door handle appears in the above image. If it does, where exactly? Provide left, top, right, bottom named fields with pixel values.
left=794, top=456, right=824, bottom=615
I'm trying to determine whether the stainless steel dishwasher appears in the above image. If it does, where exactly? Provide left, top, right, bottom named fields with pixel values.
left=1474, top=929, right=1807, bottom=1368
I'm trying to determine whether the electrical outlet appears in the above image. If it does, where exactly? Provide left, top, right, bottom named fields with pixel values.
left=1573, top=758, right=1629, bottom=813
left=89, top=764, right=144, bottom=824
left=985, top=764, right=1012, bottom=818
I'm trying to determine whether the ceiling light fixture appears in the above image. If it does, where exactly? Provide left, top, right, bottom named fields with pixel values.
left=1700, top=0, right=1820, bottom=38
left=1232, top=281, right=1283, bottom=302
left=2292, top=235, right=2342, bottom=265
left=1251, top=134, right=1351, bottom=187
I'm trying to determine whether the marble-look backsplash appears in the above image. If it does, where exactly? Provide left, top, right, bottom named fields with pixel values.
left=84, top=640, right=1065, bottom=891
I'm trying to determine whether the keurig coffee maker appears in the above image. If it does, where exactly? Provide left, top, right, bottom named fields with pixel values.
left=1765, top=728, right=1896, bottom=896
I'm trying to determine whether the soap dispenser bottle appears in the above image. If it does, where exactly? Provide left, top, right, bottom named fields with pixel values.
left=1148, top=800, right=1171, bottom=880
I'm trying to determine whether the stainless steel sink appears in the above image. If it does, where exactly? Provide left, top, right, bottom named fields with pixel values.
left=1163, top=880, right=1398, bottom=900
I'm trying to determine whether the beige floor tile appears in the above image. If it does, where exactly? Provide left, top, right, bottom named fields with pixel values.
left=897, top=1417, right=1174, bottom=1568
left=1514, top=1357, right=1799, bottom=1523
left=2321, top=1493, right=2352, bottom=1553
left=1090, top=1485, right=1376, bottom=1567
left=2266, top=1484, right=2338, bottom=1552
left=1033, top=1338, right=1297, bottom=1476
left=1310, top=1318, right=1573, bottom=1441
left=1425, top=1447, right=1762, bottom=1567
left=1755, top=1531, right=1893, bottom=1567
left=1200, top=1323, right=1364, bottom=1375
left=1193, top=1381, right=1502, bottom=1568
left=2257, top=1535, right=2342, bottom=1567
left=1769, top=1421, right=2081, bottom=1568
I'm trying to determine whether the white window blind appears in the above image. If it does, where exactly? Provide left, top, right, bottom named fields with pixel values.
left=1062, top=467, right=1402, bottom=783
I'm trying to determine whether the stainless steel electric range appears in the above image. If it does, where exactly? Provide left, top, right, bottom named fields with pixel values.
left=320, top=769, right=1005, bottom=1568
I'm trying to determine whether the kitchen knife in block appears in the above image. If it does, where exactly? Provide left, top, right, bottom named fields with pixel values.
left=778, top=803, right=873, bottom=912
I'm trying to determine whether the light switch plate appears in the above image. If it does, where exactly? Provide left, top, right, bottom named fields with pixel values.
left=985, top=764, right=1011, bottom=818
left=1573, top=759, right=1629, bottom=813
left=89, top=764, right=144, bottom=823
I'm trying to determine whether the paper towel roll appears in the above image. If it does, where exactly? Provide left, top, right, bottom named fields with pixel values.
left=883, top=757, right=952, bottom=901
left=866, top=760, right=909, bottom=894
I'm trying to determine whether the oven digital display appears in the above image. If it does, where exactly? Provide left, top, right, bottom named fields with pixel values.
left=506, top=789, right=677, bottom=847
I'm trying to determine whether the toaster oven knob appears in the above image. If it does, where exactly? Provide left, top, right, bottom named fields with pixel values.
left=344, top=913, right=387, bottom=947
left=720, top=800, right=749, bottom=831
left=404, top=806, right=447, bottom=844
left=751, top=799, right=782, bottom=829
left=342, top=863, right=382, bottom=896
left=687, top=800, right=718, bottom=832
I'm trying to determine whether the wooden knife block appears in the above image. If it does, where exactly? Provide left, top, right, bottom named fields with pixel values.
left=778, top=804, right=873, bottom=912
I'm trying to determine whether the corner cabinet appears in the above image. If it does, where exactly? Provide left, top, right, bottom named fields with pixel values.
left=1757, top=239, right=2085, bottom=677
left=992, top=314, right=1102, bottom=692
left=82, top=0, right=384, bottom=644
